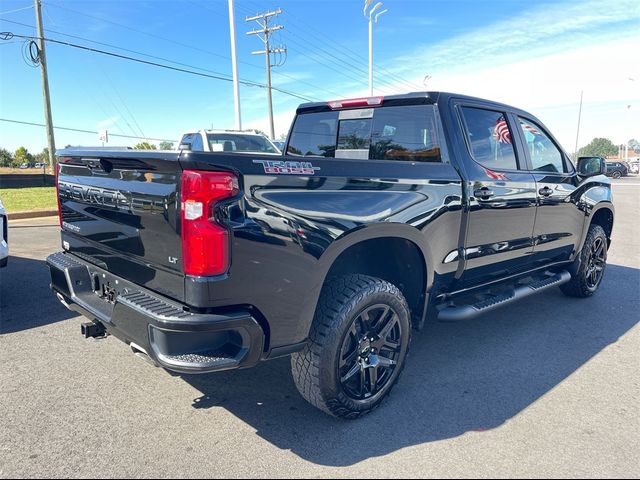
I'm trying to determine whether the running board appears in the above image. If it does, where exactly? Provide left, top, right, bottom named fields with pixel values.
left=437, top=270, right=571, bottom=322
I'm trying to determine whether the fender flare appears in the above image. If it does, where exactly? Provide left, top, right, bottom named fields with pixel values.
left=294, top=223, right=432, bottom=340
left=577, top=200, right=614, bottom=255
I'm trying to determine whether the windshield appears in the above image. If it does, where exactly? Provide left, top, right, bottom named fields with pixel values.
left=206, top=133, right=278, bottom=154
left=286, top=105, right=448, bottom=162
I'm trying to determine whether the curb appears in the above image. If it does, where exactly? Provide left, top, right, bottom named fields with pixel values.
left=8, top=210, right=58, bottom=220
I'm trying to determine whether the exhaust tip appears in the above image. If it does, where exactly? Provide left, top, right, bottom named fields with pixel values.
left=130, top=343, right=157, bottom=367
left=56, top=292, right=70, bottom=308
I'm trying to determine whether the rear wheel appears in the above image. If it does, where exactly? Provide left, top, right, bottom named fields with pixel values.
left=560, top=224, right=608, bottom=298
left=291, top=274, right=411, bottom=419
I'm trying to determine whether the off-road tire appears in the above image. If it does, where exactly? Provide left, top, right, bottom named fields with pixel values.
left=291, top=274, right=411, bottom=419
left=560, top=224, right=608, bottom=298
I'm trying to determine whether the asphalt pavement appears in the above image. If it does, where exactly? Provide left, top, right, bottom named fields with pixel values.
left=0, top=180, right=638, bottom=478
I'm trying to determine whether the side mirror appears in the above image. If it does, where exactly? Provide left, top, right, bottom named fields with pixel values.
left=577, top=156, right=606, bottom=177
left=178, top=143, right=191, bottom=151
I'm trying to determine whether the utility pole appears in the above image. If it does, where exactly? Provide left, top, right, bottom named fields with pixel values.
left=246, top=9, right=286, bottom=140
left=573, top=90, right=583, bottom=160
left=34, top=0, right=56, bottom=169
left=228, top=0, right=242, bottom=130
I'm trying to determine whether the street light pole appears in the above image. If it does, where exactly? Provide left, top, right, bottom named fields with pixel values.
left=368, top=13, right=372, bottom=95
left=364, top=1, right=387, bottom=96
left=228, top=0, right=242, bottom=130
left=573, top=90, right=583, bottom=160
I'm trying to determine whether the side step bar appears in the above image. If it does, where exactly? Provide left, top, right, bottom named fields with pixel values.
left=437, top=270, right=571, bottom=322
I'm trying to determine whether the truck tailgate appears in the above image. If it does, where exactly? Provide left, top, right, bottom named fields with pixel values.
left=57, top=151, right=184, bottom=301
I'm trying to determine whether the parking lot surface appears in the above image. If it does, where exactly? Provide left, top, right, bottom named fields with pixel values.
left=1, top=180, right=638, bottom=478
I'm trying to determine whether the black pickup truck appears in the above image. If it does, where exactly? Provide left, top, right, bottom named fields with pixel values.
left=47, top=92, right=613, bottom=418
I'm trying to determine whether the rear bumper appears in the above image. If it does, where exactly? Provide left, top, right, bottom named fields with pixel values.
left=46, top=251, right=264, bottom=374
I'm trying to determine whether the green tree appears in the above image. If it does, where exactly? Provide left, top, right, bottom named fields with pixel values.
left=0, top=148, right=13, bottom=167
left=133, top=142, right=157, bottom=150
left=14, top=146, right=33, bottom=167
left=628, top=138, right=640, bottom=154
left=35, top=148, right=49, bottom=165
left=578, top=138, right=618, bottom=158
left=159, top=141, right=174, bottom=150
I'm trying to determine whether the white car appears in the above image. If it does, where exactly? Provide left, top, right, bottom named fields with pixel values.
left=0, top=197, right=7, bottom=268
left=178, top=129, right=281, bottom=155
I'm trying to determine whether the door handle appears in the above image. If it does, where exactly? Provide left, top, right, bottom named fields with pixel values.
left=539, top=186, right=553, bottom=197
left=474, top=187, right=495, bottom=200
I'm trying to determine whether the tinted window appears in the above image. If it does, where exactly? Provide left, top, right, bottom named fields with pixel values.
left=337, top=118, right=372, bottom=150
left=518, top=117, right=565, bottom=173
left=287, top=105, right=447, bottom=162
left=191, top=134, right=204, bottom=151
left=287, top=111, right=338, bottom=157
left=461, top=107, right=518, bottom=170
left=180, top=133, right=194, bottom=148
left=370, top=105, right=445, bottom=162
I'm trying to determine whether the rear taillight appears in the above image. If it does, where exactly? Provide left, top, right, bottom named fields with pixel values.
left=327, top=96, right=384, bottom=109
left=55, top=161, right=62, bottom=228
left=180, top=170, right=239, bottom=276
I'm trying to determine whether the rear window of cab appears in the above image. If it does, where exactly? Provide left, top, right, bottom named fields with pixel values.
left=287, top=105, right=449, bottom=163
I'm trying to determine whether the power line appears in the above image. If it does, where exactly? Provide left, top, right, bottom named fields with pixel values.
left=0, top=17, right=249, bottom=81
left=0, top=117, right=177, bottom=142
left=47, top=0, right=328, bottom=96
left=0, top=5, right=33, bottom=16
left=0, top=30, right=316, bottom=102
left=175, top=0, right=345, bottom=99
left=235, top=2, right=411, bottom=94
left=46, top=2, right=237, bottom=64
left=281, top=9, right=423, bottom=92
left=283, top=26, right=412, bottom=94
left=25, top=2, right=421, bottom=96
left=100, top=67, right=147, bottom=140
left=1, top=16, right=341, bottom=101
left=238, top=1, right=403, bottom=91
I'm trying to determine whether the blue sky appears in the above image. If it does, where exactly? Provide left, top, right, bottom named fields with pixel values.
left=0, top=0, right=638, bottom=154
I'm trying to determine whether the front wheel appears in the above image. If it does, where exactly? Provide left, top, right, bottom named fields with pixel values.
left=560, top=224, right=608, bottom=298
left=611, top=170, right=622, bottom=179
left=291, top=274, right=411, bottom=419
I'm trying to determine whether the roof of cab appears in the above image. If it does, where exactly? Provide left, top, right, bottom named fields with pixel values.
left=295, top=91, right=534, bottom=118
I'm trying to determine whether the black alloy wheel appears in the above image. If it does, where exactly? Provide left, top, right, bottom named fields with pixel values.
left=561, top=224, right=608, bottom=298
left=585, top=235, right=607, bottom=290
left=291, top=274, right=411, bottom=418
left=338, top=304, right=403, bottom=401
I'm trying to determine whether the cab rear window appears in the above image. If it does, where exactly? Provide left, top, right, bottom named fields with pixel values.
left=287, top=105, right=448, bottom=163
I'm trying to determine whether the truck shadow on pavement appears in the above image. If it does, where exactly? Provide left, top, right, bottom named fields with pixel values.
left=0, top=256, right=77, bottom=334
left=181, top=263, right=639, bottom=466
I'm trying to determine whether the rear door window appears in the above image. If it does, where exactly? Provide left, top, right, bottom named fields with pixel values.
left=460, top=106, right=519, bottom=170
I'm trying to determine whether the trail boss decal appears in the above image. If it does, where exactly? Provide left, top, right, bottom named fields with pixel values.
left=253, top=159, right=320, bottom=175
